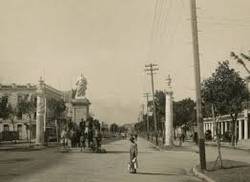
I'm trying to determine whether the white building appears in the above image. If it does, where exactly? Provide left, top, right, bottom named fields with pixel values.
left=203, top=109, right=249, bottom=141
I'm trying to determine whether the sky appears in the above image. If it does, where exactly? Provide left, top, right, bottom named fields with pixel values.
left=0, top=0, right=250, bottom=124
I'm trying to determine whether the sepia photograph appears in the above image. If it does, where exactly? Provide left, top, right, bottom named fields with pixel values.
left=0, top=0, right=250, bottom=181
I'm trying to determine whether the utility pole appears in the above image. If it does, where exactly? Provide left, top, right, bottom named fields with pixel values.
left=144, top=92, right=151, bottom=141
left=189, top=0, right=206, bottom=169
left=145, top=63, right=159, bottom=145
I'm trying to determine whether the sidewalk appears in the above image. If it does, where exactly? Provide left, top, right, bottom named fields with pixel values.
left=0, top=137, right=120, bottom=151
left=145, top=138, right=250, bottom=182
left=205, top=139, right=250, bottom=150
left=0, top=142, right=59, bottom=151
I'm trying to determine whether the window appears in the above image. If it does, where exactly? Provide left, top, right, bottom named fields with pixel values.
left=17, top=124, right=23, bottom=139
left=3, top=124, right=9, bottom=131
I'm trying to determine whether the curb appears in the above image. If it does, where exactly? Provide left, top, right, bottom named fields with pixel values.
left=0, top=146, right=46, bottom=151
left=205, top=142, right=250, bottom=151
left=146, top=140, right=162, bottom=151
left=192, top=167, right=215, bottom=182
left=0, top=144, right=60, bottom=151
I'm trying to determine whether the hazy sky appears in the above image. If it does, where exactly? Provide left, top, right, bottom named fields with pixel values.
left=0, top=0, right=250, bottom=124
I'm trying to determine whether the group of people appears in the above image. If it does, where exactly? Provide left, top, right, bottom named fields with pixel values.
left=60, top=119, right=102, bottom=152
left=60, top=119, right=139, bottom=174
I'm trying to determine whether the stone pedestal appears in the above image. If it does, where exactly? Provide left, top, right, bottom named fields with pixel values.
left=164, top=90, right=173, bottom=147
left=71, top=98, right=90, bottom=124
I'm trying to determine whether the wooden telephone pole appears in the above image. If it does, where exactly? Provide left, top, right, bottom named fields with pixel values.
left=190, top=0, right=206, bottom=169
left=144, top=93, right=151, bottom=140
left=145, top=63, right=159, bottom=145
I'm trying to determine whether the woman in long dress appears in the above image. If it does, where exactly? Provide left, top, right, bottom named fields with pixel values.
left=129, top=136, right=138, bottom=173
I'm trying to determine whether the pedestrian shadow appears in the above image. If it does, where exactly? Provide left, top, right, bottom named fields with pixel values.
left=105, top=151, right=152, bottom=154
left=136, top=171, right=180, bottom=176
left=105, top=150, right=129, bottom=154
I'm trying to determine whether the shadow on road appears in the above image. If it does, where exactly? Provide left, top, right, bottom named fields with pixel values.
left=0, top=158, right=33, bottom=164
left=105, top=150, right=128, bottom=154
left=105, top=151, right=153, bottom=154
left=136, top=172, right=180, bottom=176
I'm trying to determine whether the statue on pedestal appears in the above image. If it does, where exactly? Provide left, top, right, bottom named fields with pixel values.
left=71, top=73, right=90, bottom=124
left=75, top=74, right=87, bottom=99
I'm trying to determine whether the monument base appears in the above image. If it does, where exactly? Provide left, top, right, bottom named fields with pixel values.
left=71, top=97, right=90, bottom=124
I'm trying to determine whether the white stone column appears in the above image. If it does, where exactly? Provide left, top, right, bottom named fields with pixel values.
left=164, top=75, right=173, bottom=147
left=239, top=120, right=242, bottom=140
left=165, top=92, right=173, bottom=147
left=244, top=110, right=248, bottom=140
left=211, top=123, right=214, bottom=137
left=36, top=78, right=45, bottom=145
left=225, top=121, right=228, bottom=132
left=244, top=119, right=248, bottom=140
left=221, top=122, right=224, bottom=135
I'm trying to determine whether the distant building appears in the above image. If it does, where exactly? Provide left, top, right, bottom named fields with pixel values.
left=0, top=80, right=64, bottom=142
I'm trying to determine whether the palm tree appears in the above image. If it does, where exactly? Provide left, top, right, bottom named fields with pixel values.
left=231, top=51, right=250, bottom=74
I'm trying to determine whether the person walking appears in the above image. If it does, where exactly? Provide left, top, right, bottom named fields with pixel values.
left=60, top=128, right=67, bottom=149
left=128, top=136, right=138, bottom=174
left=80, top=131, right=86, bottom=152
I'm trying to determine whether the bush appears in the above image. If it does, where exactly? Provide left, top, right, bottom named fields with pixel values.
left=205, top=130, right=212, bottom=141
left=222, top=131, right=231, bottom=142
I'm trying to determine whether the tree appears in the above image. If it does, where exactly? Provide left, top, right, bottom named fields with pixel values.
left=0, top=96, right=13, bottom=119
left=71, top=89, right=77, bottom=99
left=17, top=95, right=36, bottom=143
left=110, top=123, right=119, bottom=133
left=47, top=98, right=66, bottom=142
left=201, top=61, right=249, bottom=147
left=231, top=51, right=250, bottom=74
left=155, top=90, right=165, bottom=135
left=47, top=98, right=66, bottom=120
left=173, top=98, right=196, bottom=130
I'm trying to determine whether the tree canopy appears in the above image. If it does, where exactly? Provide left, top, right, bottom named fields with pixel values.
left=47, top=98, right=66, bottom=120
left=201, top=61, right=248, bottom=117
left=0, top=96, right=13, bottom=119
left=110, top=123, right=119, bottom=133
left=18, top=98, right=36, bottom=115
left=173, top=98, right=195, bottom=129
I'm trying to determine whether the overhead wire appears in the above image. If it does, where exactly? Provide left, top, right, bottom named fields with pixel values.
left=148, top=0, right=161, bottom=60
left=148, top=0, right=171, bottom=60
left=160, top=0, right=172, bottom=42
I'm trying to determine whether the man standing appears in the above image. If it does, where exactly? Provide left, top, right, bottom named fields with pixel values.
left=129, top=136, right=138, bottom=174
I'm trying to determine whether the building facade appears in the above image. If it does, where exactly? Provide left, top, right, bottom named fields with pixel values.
left=0, top=83, right=37, bottom=140
left=203, top=109, right=249, bottom=141
left=0, top=79, right=64, bottom=143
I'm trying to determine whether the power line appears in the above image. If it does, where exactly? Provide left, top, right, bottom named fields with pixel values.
left=155, top=0, right=167, bottom=42
left=149, top=0, right=170, bottom=60
left=158, top=0, right=169, bottom=36
left=149, top=0, right=161, bottom=60
left=160, top=0, right=172, bottom=40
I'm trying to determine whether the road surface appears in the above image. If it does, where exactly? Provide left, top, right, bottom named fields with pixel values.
left=0, top=138, right=202, bottom=182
